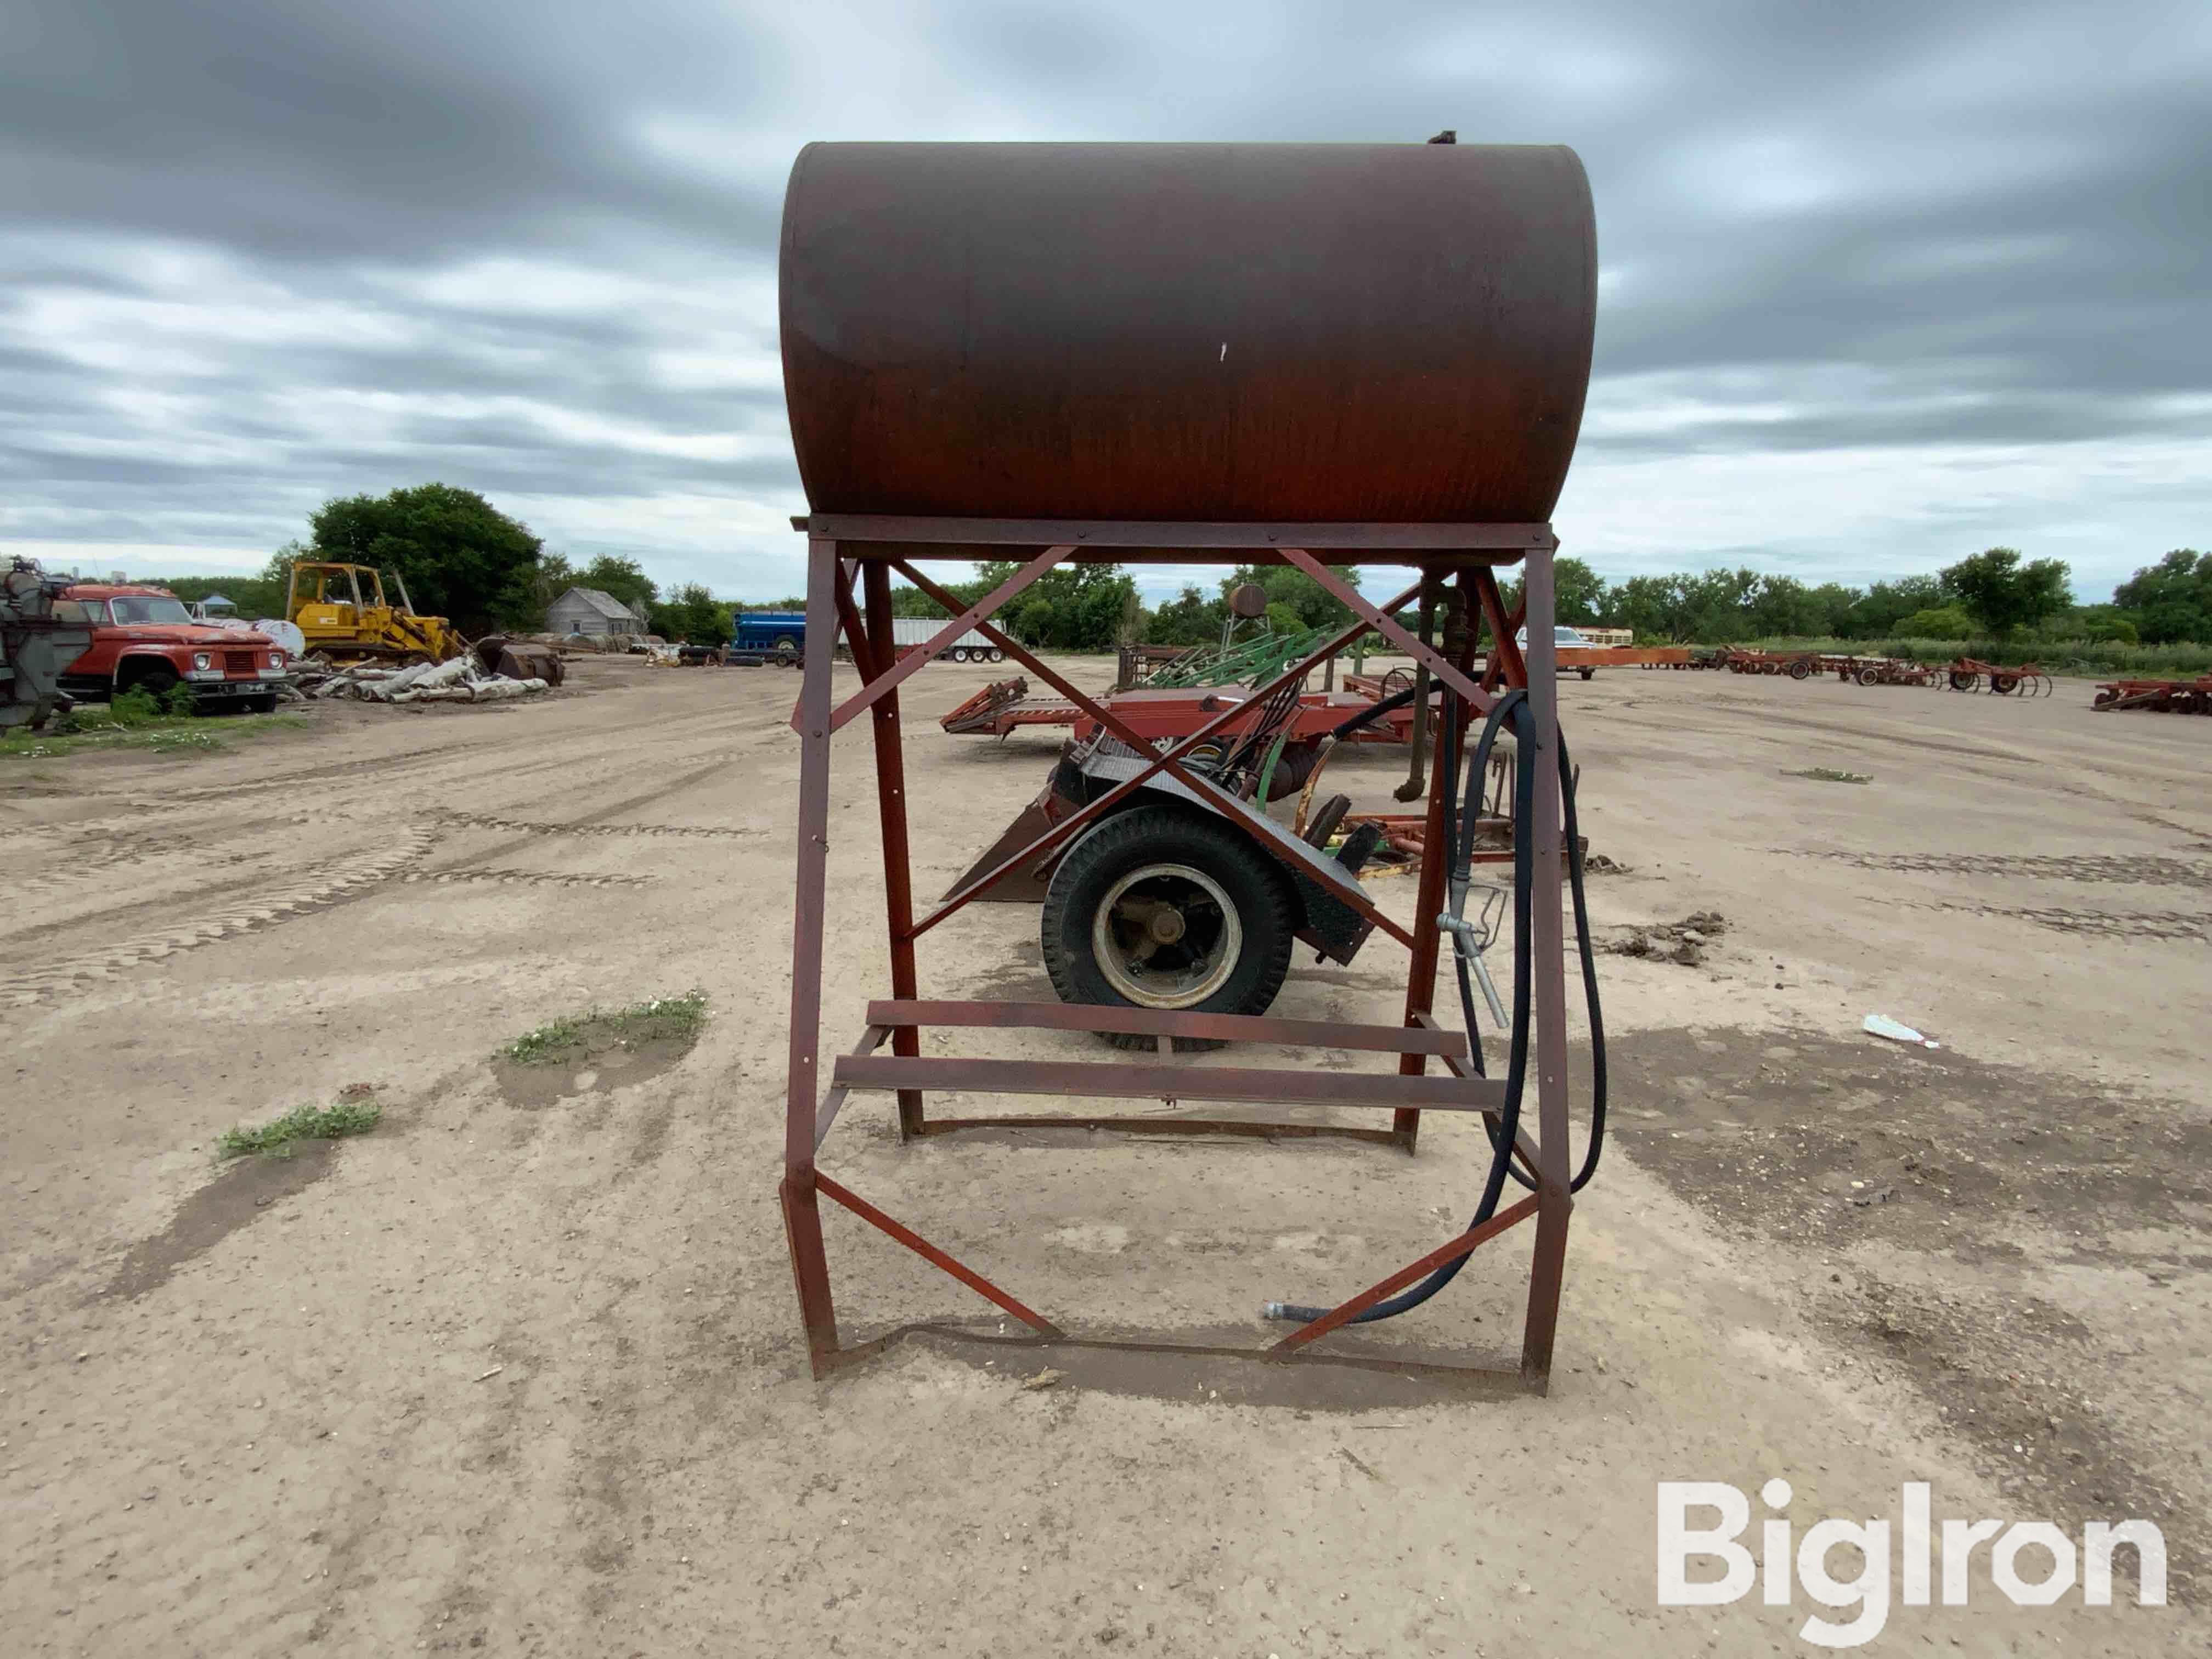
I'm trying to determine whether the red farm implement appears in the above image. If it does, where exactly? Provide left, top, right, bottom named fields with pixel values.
left=1945, top=658, right=2053, bottom=696
left=2092, top=676, right=2212, bottom=714
left=1835, top=656, right=1943, bottom=688
left=1724, top=648, right=1821, bottom=679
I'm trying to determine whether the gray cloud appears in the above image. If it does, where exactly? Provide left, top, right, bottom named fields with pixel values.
left=2, top=0, right=2207, bottom=601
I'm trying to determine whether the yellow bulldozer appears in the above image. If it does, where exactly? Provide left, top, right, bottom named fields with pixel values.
left=285, top=561, right=470, bottom=665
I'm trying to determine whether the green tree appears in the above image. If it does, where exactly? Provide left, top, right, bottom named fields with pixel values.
left=649, top=583, right=731, bottom=645
left=2070, top=606, right=2140, bottom=644
left=1215, top=565, right=1363, bottom=632
left=1601, top=574, right=1696, bottom=641
left=1742, top=574, right=1825, bottom=638
left=1807, top=582, right=1864, bottom=637
left=1938, top=548, right=2071, bottom=637
left=1146, top=584, right=1226, bottom=646
left=972, top=561, right=1136, bottom=650
left=1846, top=576, right=1944, bottom=638
left=2112, top=549, right=2211, bottom=645
left=1895, top=605, right=1974, bottom=640
left=290, top=483, right=546, bottom=635
left=1551, top=556, right=1606, bottom=625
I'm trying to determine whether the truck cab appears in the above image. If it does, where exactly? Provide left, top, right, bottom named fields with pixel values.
left=59, top=584, right=290, bottom=712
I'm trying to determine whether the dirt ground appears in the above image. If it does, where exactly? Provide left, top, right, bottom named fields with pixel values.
left=3, top=651, right=2206, bottom=1656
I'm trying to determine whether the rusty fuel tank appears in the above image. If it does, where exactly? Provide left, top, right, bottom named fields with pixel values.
left=779, top=142, right=1595, bottom=526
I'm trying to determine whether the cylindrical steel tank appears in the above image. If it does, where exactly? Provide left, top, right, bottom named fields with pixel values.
left=780, top=142, right=1595, bottom=526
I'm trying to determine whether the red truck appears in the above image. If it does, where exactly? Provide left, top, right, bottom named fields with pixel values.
left=58, top=584, right=290, bottom=713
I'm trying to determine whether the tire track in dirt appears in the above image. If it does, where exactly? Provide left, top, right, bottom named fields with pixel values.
left=140, top=703, right=774, bottom=808
left=0, top=825, right=439, bottom=1007
left=1631, top=696, right=2193, bottom=817
left=1905, top=902, right=2212, bottom=943
left=398, top=867, right=657, bottom=889
left=1785, top=849, right=2212, bottom=888
left=431, top=810, right=765, bottom=842
left=13, top=814, right=323, bottom=894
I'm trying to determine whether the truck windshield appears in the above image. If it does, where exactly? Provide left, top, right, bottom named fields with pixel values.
left=108, top=595, right=195, bottom=625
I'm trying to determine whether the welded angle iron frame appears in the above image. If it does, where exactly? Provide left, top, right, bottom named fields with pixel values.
left=780, top=515, right=1579, bottom=1392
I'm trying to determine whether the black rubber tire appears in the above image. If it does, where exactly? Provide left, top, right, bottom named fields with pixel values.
left=1578, top=667, right=1595, bottom=680
left=120, top=661, right=181, bottom=698
left=1302, top=793, right=1352, bottom=848
left=1857, top=667, right=1880, bottom=686
left=1989, top=674, right=2017, bottom=695
left=1949, top=670, right=1978, bottom=691
left=1041, top=804, right=1296, bottom=1052
left=989, top=648, right=1005, bottom=663
left=1788, top=660, right=1811, bottom=680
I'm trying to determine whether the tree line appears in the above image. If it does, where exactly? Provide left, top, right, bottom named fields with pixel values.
left=1555, top=548, right=2204, bottom=646
left=122, top=482, right=2210, bottom=654
left=885, top=546, right=2211, bottom=652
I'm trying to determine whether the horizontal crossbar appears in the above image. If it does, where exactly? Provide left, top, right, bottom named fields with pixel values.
left=866, top=998, right=1468, bottom=1057
left=910, top=1115, right=1403, bottom=1144
left=833, top=1054, right=1505, bottom=1111
left=802, top=515, right=1557, bottom=554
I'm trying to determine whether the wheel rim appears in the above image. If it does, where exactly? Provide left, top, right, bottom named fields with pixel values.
left=1092, top=862, right=1243, bottom=1009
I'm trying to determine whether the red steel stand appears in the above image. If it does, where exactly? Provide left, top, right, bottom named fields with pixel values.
left=780, top=517, right=1576, bottom=1390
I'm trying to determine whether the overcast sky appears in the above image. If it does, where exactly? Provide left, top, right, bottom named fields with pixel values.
left=4, top=2, right=2206, bottom=605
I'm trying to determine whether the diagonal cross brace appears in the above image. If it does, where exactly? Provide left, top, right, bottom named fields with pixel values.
left=908, top=578, right=1424, bottom=939
left=818, top=544, right=1074, bottom=735
left=1268, top=1193, right=1541, bottom=1354
left=1277, top=546, right=1496, bottom=715
left=1469, top=568, right=1526, bottom=691
left=815, top=1173, right=1064, bottom=1337
left=890, top=561, right=1418, bottom=951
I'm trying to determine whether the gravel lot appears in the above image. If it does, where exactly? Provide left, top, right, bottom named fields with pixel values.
left=4, top=651, right=2205, bottom=1656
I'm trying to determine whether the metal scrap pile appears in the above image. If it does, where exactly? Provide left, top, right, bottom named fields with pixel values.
left=296, top=652, right=554, bottom=705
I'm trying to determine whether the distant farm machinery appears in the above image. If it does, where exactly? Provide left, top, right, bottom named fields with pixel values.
left=1835, top=656, right=1944, bottom=689
left=1940, top=657, right=2053, bottom=696
left=1713, top=648, right=2055, bottom=697
left=2092, top=676, right=2212, bottom=714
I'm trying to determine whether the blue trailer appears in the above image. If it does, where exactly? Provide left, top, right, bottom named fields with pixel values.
left=730, top=611, right=1002, bottom=665
left=731, top=612, right=809, bottom=660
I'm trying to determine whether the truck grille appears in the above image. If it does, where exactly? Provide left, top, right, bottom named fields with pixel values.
left=224, top=650, right=259, bottom=675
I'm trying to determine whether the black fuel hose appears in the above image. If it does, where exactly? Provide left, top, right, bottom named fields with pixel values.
left=1262, top=682, right=1607, bottom=1327
left=1325, top=681, right=1431, bottom=743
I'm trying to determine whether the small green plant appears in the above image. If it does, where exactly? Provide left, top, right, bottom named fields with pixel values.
left=1785, top=766, right=1871, bottom=785
left=1, top=710, right=301, bottom=761
left=107, top=685, right=164, bottom=726
left=500, top=989, right=709, bottom=1065
left=217, top=1094, right=382, bottom=1156
left=161, top=681, right=201, bottom=718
